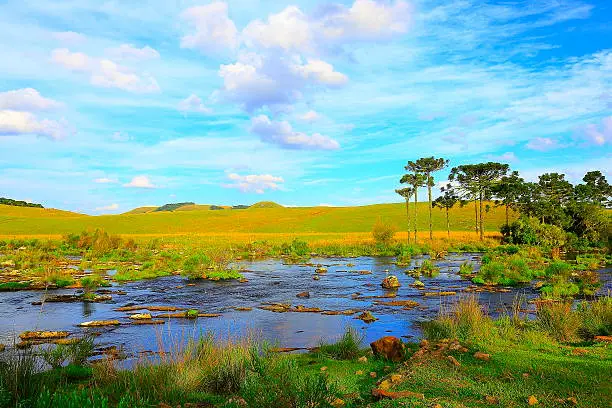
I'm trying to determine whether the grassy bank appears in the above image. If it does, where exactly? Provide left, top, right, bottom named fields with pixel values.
left=1, top=297, right=610, bottom=408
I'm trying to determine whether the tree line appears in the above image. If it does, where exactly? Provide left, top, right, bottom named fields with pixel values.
left=0, top=197, right=43, bottom=208
left=396, top=157, right=611, bottom=245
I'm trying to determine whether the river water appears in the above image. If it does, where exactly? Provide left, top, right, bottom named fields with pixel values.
left=1, top=254, right=607, bottom=358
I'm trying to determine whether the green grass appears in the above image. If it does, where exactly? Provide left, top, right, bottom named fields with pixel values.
left=0, top=201, right=512, bottom=236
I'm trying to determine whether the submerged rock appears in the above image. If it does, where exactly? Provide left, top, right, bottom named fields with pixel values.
left=381, top=276, right=400, bottom=289
left=19, top=331, right=70, bottom=341
left=374, top=300, right=420, bottom=308
left=234, top=307, right=253, bottom=311
left=115, top=305, right=185, bottom=312
left=259, top=303, right=292, bottom=313
left=315, top=267, right=327, bottom=274
left=370, top=336, right=404, bottom=362
left=296, top=291, right=310, bottom=298
left=129, top=313, right=152, bottom=320
left=78, top=320, right=120, bottom=327
left=312, top=275, right=320, bottom=280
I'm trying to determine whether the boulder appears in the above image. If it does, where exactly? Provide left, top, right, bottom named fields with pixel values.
left=296, top=291, right=310, bottom=298
left=370, top=336, right=404, bottom=362
left=381, top=276, right=401, bottom=289
left=356, top=311, right=378, bottom=323
left=78, top=320, right=120, bottom=327
left=129, top=313, right=152, bottom=320
left=474, top=351, right=491, bottom=361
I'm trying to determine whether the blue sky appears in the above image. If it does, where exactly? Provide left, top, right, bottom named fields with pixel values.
left=0, top=0, right=610, bottom=214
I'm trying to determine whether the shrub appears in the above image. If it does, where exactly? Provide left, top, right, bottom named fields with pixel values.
left=316, top=328, right=363, bottom=360
left=182, top=252, right=212, bottom=279
left=459, top=261, right=474, bottom=275
left=418, top=259, right=440, bottom=277
left=535, top=301, right=580, bottom=342
left=576, top=297, right=612, bottom=339
left=372, top=219, right=397, bottom=245
left=41, top=345, right=69, bottom=369
left=423, top=296, right=494, bottom=344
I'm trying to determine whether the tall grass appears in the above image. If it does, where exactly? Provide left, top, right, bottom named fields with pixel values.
left=316, top=328, right=364, bottom=360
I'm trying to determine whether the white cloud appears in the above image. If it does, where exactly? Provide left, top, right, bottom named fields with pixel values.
left=223, top=172, right=284, bottom=194
left=578, top=116, right=612, bottom=146
left=94, top=177, right=117, bottom=184
left=526, top=137, right=560, bottom=151
left=250, top=115, right=340, bottom=150
left=486, top=152, right=518, bottom=162
left=0, top=88, right=62, bottom=111
left=178, top=94, right=211, bottom=114
left=242, top=0, right=412, bottom=53
left=123, top=176, right=156, bottom=189
left=180, top=2, right=238, bottom=54
left=293, top=59, right=348, bottom=86
left=52, top=49, right=160, bottom=93
left=297, top=110, right=321, bottom=122
left=108, top=44, right=160, bottom=60
left=95, top=203, right=119, bottom=211
left=52, top=31, right=86, bottom=45
left=0, top=110, right=68, bottom=140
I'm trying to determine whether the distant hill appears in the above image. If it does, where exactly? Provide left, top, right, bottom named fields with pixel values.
left=174, top=204, right=211, bottom=212
left=154, top=202, right=195, bottom=212
left=124, top=206, right=158, bottom=215
left=250, top=201, right=284, bottom=209
left=0, top=198, right=43, bottom=208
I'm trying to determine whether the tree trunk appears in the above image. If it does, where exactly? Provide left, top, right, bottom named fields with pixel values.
left=404, top=198, right=411, bottom=245
left=446, top=207, right=450, bottom=238
left=479, top=191, right=484, bottom=241
left=505, top=204, right=509, bottom=227
left=428, top=174, right=433, bottom=240
left=474, top=197, right=479, bottom=235
left=413, top=189, right=418, bottom=243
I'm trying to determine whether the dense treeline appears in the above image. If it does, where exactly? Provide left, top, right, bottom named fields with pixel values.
left=0, top=197, right=43, bottom=208
left=397, top=158, right=611, bottom=248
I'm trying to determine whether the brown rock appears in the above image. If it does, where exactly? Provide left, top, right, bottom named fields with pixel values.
left=356, top=311, right=378, bottom=323
left=370, top=372, right=377, bottom=378
left=296, top=291, right=310, bottom=298
left=528, top=395, right=538, bottom=405
left=390, top=374, right=403, bottom=383
left=19, top=331, right=70, bottom=340
left=370, top=336, right=404, bottom=362
left=0, top=344, right=5, bottom=352
left=78, top=320, right=120, bottom=327
left=234, top=307, right=252, bottom=311
left=572, top=348, right=588, bottom=356
left=474, top=351, right=491, bottom=361
left=372, top=388, right=425, bottom=400
left=594, top=335, right=612, bottom=342
left=129, top=313, right=152, bottom=320
left=375, top=300, right=420, bottom=307
left=381, top=276, right=401, bottom=289
left=447, top=355, right=461, bottom=367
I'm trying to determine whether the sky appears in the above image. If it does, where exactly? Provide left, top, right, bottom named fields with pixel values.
left=0, top=0, right=610, bottom=214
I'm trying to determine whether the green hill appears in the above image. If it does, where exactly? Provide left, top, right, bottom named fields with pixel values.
left=250, top=201, right=284, bottom=209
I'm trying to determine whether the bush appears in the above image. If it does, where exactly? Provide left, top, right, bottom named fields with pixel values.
left=535, top=302, right=580, bottom=342
left=418, top=259, right=440, bottom=277
left=576, top=297, right=612, bottom=339
left=316, top=328, right=363, bottom=360
left=459, top=262, right=474, bottom=275
left=372, top=220, right=397, bottom=245
left=423, top=296, right=494, bottom=344
left=182, top=252, right=212, bottom=279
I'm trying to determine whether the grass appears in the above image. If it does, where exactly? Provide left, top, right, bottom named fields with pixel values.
left=0, top=201, right=512, bottom=236
left=316, top=327, right=364, bottom=360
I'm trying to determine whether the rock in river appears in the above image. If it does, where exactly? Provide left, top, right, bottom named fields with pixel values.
left=78, top=320, right=120, bottom=327
left=381, top=276, right=400, bottom=289
left=20, top=331, right=70, bottom=341
left=356, top=311, right=378, bottom=323
left=296, top=291, right=310, bottom=298
left=129, top=313, right=152, bottom=320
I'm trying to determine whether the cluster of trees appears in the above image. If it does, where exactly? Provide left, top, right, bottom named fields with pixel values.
left=0, top=197, right=43, bottom=208
left=397, top=157, right=611, bottom=245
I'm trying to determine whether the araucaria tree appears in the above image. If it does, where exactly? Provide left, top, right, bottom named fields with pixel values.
left=449, top=162, right=509, bottom=240
left=395, top=187, right=414, bottom=244
left=406, top=157, right=449, bottom=240
left=491, top=171, right=526, bottom=227
left=433, top=184, right=461, bottom=238
left=400, top=173, right=427, bottom=243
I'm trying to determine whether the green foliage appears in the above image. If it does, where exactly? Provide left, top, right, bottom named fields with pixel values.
left=458, top=261, right=474, bottom=275
left=41, top=345, right=69, bottom=370
left=535, top=302, right=581, bottom=342
left=281, top=238, right=310, bottom=258
left=576, top=297, right=612, bottom=338
left=418, top=259, right=440, bottom=277
left=182, top=252, right=212, bottom=279
left=79, top=274, right=106, bottom=291
left=45, top=274, right=75, bottom=288
left=0, top=281, right=31, bottom=291
left=0, top=197, right=43, bottom=208
left=316, top=328, right=364, bottom=360
left=154, top=202, right=195, bottom=212
left=371, top=219, right=397, bottom=245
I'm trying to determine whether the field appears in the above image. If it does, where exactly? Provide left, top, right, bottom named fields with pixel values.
left=0, top=201, right=512, bottom=239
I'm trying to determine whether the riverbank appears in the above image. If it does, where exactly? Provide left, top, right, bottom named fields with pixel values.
left=1, top=296, right=610, bottom=408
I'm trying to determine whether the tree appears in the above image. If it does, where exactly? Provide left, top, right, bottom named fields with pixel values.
left=449, top=162, right=509, bottom=240
left=491, top=171, right=526, bottom=227
left=406, top=157, right=449, bottom=240
left=536, top=173, right=574, bottom=226
left=395, top=187, right=414, bottom=244
left=575, top=171, right=611, bottom=207
left=433, top=184, right=461, bottom=238
left=400, top=173, right=427, bottom=243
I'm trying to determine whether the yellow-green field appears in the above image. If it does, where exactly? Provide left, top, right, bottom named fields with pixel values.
left=0, top=201, right=511, bottom=243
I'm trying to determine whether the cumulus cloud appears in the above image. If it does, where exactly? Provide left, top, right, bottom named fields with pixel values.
left=52, top=48, right=160, bottom=93
left=178, top=94, right=211, bottom=114
left=95, top=203, right=119, bottom=211
left=526, top=137, right=560, bottom=151
left=223, top=172, right=284, bottom=193
left=108, top=44, right=160, bottom=60
left=218, top=53, right=346, bottom=112
left=52, top=31, right=86, bottom=44
left=0, top=110, right=68, bottom=140
left=243, top=0, right=412, bottom=53
left=578, top=116, right=612, bottom=146
left=181, top=2, right=238, bottom=54
left=123, top=176, right=156, bottom=189
left=297, top=110, right=321, bottom=122
left=250, top=115, right=340, bottom=150
left=94, top=177, right=118, bottom=184
left=0, top=88, right=62, bottom=111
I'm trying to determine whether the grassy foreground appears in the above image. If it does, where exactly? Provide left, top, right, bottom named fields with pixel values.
left=0, top=201, right=513, bottom=237
left=1, top=297, right=610, bottom=408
